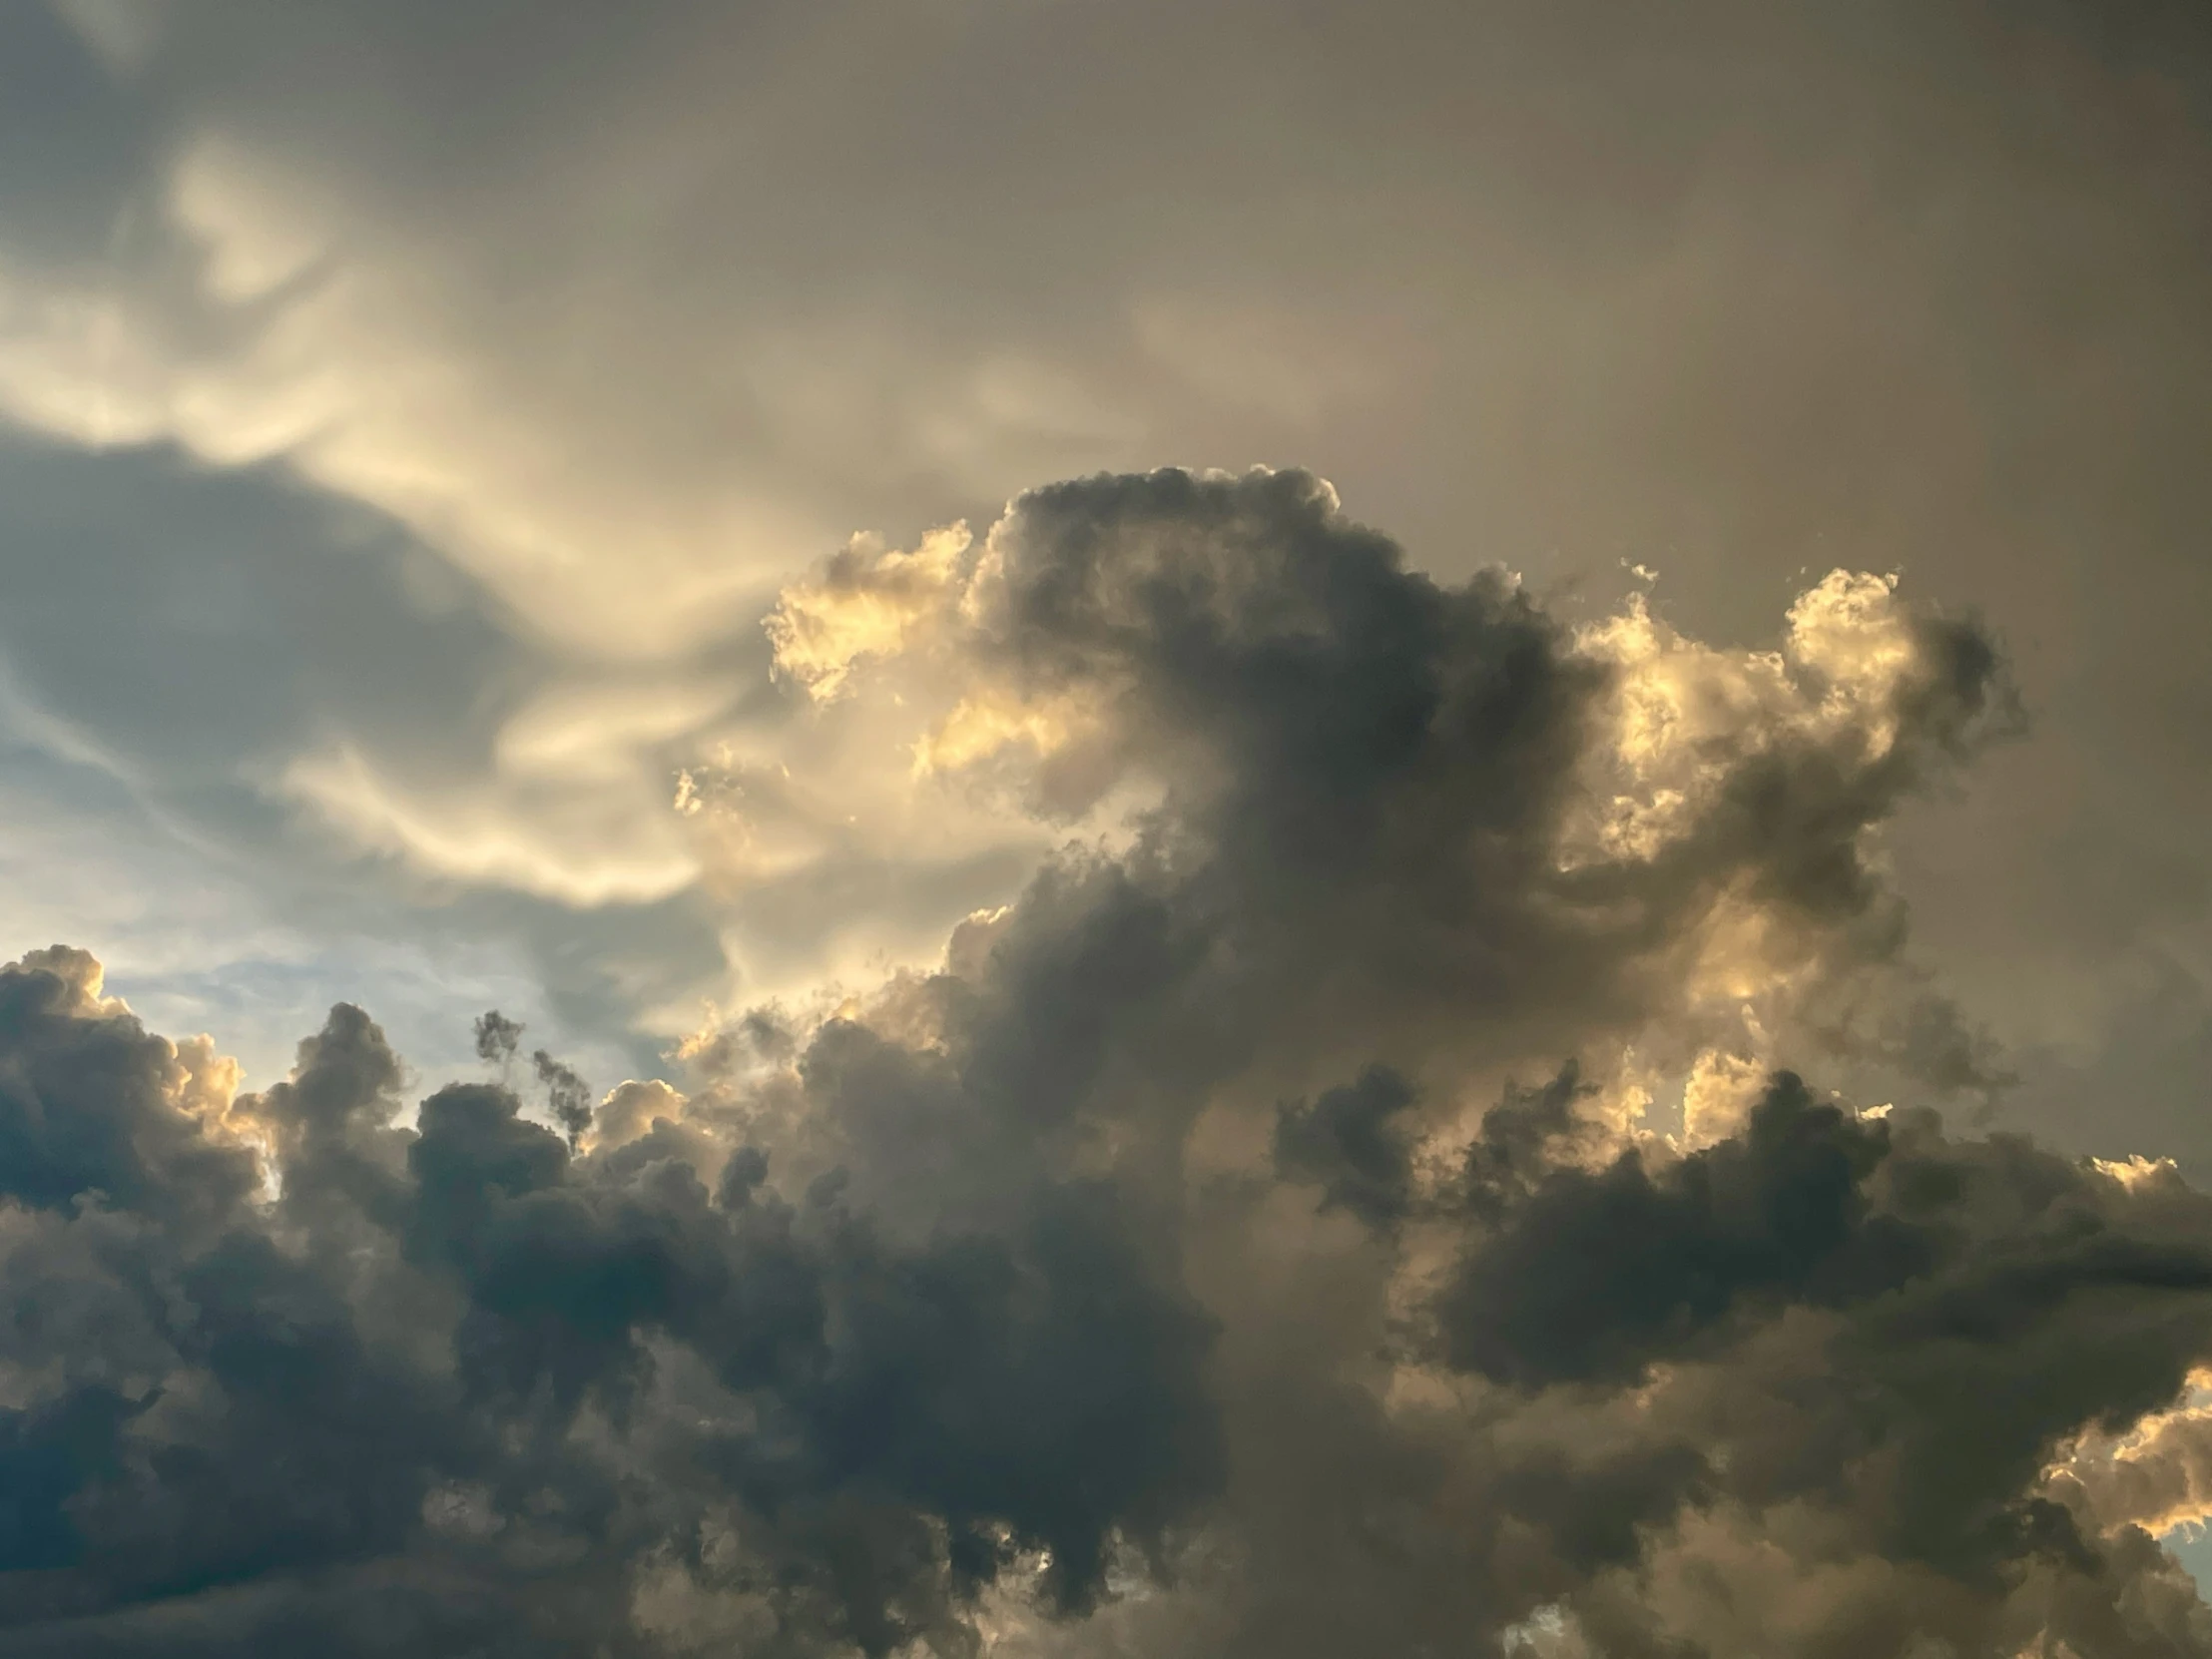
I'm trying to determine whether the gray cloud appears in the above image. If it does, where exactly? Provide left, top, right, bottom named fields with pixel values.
left=1273, top=1067, right=1420, bottom=1231
left=0, top=947, right=1223, bottom=1655
left=0, top=8, right=2204, bottom=1653
left=0, top=471, right=2204, bottom=1656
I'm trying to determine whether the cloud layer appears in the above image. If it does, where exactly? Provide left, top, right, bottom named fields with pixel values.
left=0, top=471, right=2204, bottom=1656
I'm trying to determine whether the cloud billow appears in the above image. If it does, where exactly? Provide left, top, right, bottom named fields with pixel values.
left=0, top=470, right=2199, bottom=1657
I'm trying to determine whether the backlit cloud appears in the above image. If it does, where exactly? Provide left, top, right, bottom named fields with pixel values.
left=1, top=471, right=2199, bottom=1657
left=0, top=4, right=2208, bottom=1651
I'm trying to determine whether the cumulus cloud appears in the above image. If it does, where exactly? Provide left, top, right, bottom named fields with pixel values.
left=0, top=469, right=2203, bottom=1658
left=766, top=526, right=974, bottom=702
left=763, top=468, right=2015, bottom=1102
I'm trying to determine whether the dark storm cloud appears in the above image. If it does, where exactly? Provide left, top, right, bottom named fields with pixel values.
left=473, top=1011, right=523, bottom=1069
left=1273, top=1068, right=1419, bottom=1230
left=1481, top=1089, right=2212, bottom=1659
left=0, top=948, right=258, bottom=1231
left=0, top=943, right=1220, bottom=1655
left=1253, top=1078, right=2212, bottom=1659
left=1438, top=1074, right=2212, bottom=1399
left=0, top=468, right=2200, bottom=1657
left=942, top=470, right=2014, bottom=1100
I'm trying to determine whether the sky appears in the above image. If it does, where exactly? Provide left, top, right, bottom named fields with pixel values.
left=1, top=2, right=2210, bottom=1654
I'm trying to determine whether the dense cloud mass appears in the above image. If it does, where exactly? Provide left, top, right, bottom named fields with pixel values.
left=0, top=470, right=2205, bottom=1656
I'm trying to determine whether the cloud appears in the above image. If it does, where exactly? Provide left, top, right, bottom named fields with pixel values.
left=0, top=419, right=752, bottom=1088
left=769, top=468, right=2016, bottom=1109
left=2, top=0, right=2208, bottom=1195
left=0, top=944, right=1222, bottom=1655
left=2, top=468, right=2209, bottom=1656
left=765, top=525, right=973, bottom=702
left=277, top=741, right=703, bottom=909
left=0, top=0, right=2204, bottom=1642
left=1272, top=1066, right=1420, bottom=1231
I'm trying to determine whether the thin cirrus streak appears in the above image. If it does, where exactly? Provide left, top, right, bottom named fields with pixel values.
left=0, top=469, right=2204, bottom=1658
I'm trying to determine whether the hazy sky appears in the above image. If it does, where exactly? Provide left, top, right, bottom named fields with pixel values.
left=2, top=3, right=2211, bottom=1654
